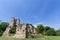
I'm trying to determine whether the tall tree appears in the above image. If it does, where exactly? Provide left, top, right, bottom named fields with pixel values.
left=0, top=22, right=9, bottom=36
left=0, top=22, right=9, bottom=31
left=36, top=24, right=44, bottom=33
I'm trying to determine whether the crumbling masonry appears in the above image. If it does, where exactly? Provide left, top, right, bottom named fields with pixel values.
left=3, top=17, right=37, bottom=38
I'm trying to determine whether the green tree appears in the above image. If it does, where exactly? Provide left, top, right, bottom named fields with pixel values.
left=36, top=24, right=57, bottom=36
left=45, top=28, right=56, bottom=36
left=36, top=24, right=44, bottom=33
left=0, top=22, right=9, bottom=36
left=0, top=22, right=9, bottom=31
left=44, top=26, right=51, bottom=32
left=56, top=29, right=60, bottom=36
left=0, top=25, right=2, bottom=36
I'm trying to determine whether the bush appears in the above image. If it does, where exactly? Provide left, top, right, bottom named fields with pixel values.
left=9, top=27, right=16, bottom=34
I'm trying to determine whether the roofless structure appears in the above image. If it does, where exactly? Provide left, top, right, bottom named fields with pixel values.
left=3, top=17, right=37, bottom=38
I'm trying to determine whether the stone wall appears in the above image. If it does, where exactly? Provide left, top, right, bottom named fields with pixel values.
left=3, top=17, right=37, bottom=38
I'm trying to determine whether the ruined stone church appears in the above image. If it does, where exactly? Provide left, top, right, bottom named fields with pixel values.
left=3, top=17, right=37, bottom=38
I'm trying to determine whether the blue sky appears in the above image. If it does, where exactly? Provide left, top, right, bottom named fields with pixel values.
left=0, top=0, right=60, bottom=30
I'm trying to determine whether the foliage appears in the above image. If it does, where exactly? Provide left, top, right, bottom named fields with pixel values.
left=9, top=26, right=16, bottom=34
left=0, top=22, right=9, bottom=31
left=56, top=29, right=60, bottom=36
left=36, top=24, right=44, bottom=33
left=0, top=22, right=9, bottom=36
left=45, top=28, right=56, bottom=36
left=44, top=26, right=51, bottom=32
left=36, top=24, right=57, bottom=36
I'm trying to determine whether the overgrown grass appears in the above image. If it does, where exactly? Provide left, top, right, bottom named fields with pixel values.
left=45, top=36, right=60, bottom=40
left=0, top=36, right=60, bottom=40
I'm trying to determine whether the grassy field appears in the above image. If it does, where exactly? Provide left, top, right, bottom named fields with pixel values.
left=0, top=36, right=60, bottom=40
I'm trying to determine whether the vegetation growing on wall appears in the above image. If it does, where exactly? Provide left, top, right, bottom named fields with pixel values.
left=9, top=27, right=16, bottom=34
left=9, top=25, right=16, bottom=34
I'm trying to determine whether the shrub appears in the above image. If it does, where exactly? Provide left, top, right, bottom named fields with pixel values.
left=9, top=27, right=16, bottom=34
